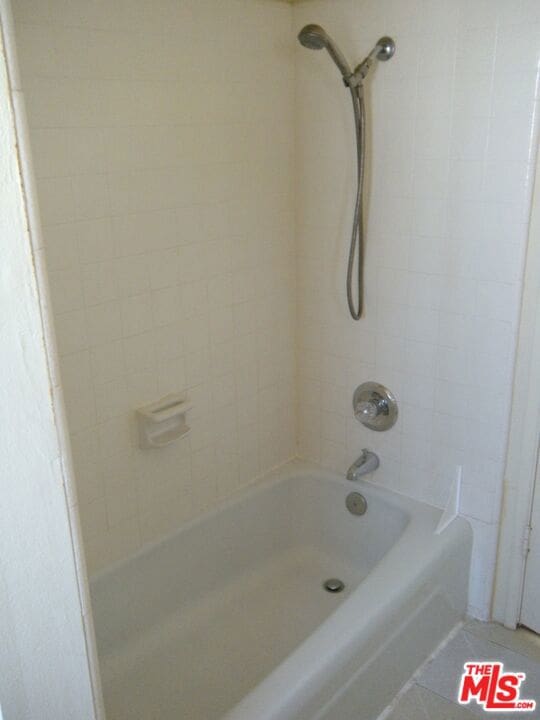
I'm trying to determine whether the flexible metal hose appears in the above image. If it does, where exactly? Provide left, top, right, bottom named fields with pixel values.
left=346, top=85, right=366, bottom=320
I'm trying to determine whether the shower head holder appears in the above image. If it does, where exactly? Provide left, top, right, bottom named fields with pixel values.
left=350, top=36, right=396, bottom=86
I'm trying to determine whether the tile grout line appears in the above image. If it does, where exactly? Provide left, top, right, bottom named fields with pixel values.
left=463, top=626, right=540, bottom=664
left=388, top=623, right=540, bottom=719
left=376, top=621, right=465, bottom=720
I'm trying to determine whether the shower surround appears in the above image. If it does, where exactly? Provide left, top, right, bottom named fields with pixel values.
left=11, top=0, right=540, bottom=621
left=12, top=0, right=297, bottom=573
left=294, top=0, right=540, bottom=619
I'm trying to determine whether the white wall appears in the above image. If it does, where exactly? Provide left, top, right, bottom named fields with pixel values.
left=294, top=0, right=540, bottom=618
left=493, top=119, right=540, bottom=627
left=12, top=0, right=297, bottom=574
left=0, top=10, right=96, bottom=717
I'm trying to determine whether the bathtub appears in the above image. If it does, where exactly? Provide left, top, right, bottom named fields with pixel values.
left=90, top=460, right=472, bottom=720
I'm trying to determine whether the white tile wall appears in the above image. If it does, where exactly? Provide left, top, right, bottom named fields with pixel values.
left=293, top=0, right=540, bottom=618
left=13, top=0, right=297, bottom=574
left=13, top=0, right=540, bottom=619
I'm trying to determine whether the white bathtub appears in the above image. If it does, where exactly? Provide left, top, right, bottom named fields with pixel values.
left=91, top=460, right=472, bottom=720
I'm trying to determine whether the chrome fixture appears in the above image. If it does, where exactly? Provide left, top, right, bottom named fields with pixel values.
left=323, top=577, right=345, bottom=593
left=345, top=491, right=368, bottom=516
left=353, top=382, right=398, bottom=431
left=298, top=25, right=395, bottom=320
left=298, top=24, right=352, bottom=80
left=346, top=449, right=379, bottom=482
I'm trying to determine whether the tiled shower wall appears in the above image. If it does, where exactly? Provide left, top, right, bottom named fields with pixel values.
left=12, top=0, right=540, bottom=619
left=294, top=0, right=540, bottom=618
left=13, top=0, right=296, bottom=573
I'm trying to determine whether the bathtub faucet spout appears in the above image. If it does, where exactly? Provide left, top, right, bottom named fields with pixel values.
left=346, top=449, right=379, bottom=481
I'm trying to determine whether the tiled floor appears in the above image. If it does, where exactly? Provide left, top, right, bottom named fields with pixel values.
left=386, top=620, right=540, bottom=719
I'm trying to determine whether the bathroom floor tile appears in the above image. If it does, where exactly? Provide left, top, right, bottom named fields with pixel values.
left=464, top=618, right=540, bottom=663
left=415, top=628, right=540, bottom=718
left=385, top=623, right=540, bottom=720
left=386, top=685, right=477, bottom=720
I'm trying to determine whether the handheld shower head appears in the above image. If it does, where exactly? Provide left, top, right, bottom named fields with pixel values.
left=298, top=24, right=396, bottom=321
left=298, top=24, right=327, bottom=50
left=298, top=24, right=352, bottom=81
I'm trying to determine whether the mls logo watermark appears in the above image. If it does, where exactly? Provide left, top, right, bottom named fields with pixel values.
left=458, top=662, right=536, bottom=712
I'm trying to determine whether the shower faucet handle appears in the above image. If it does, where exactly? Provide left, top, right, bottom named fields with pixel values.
left=356, top=397, right=385, bottom=421
left=353, top=382, right=398, bottom=432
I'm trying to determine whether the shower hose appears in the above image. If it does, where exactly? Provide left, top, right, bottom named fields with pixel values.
left=347, top=84, right=366, bottom=320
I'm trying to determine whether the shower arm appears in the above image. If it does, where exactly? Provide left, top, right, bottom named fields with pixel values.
left=346, top=37, right=395, bottom=89
left=346, top=49, right=379, bottom=88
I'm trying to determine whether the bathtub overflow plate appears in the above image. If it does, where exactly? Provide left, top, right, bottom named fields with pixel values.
left=346, top=491, right=368, bottom=516
left=323, top=578, right=345, bottom=593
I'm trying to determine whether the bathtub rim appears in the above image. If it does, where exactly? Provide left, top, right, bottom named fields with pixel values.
left=90, top=458, right=472, bottom=720
left=218, top=462, right=472, bottom=720
left=90, top=458, right=448, bottom=586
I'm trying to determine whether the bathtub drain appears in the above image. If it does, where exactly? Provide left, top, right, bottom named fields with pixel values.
left=323, top=578, right=345, bottom=593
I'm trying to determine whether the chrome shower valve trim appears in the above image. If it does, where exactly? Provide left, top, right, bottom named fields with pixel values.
left=353, top=382, right=398, bottom=431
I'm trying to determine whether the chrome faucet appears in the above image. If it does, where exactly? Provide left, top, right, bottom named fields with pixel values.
left=346, top=449, right=379, bottom=481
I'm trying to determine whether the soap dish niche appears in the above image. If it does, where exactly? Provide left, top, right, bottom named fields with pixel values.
left=136, top=393, right=193, bottom=449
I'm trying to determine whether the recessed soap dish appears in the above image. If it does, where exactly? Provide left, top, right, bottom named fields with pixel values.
left=136, top=393, right=193, bottom=449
